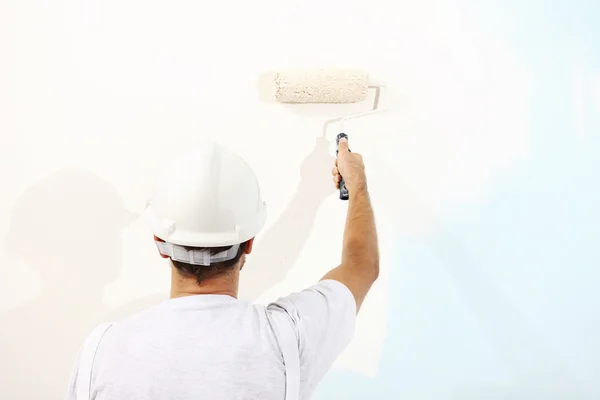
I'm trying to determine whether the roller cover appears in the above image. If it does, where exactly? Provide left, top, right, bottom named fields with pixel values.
left=273, top=69, right=369, bottom=103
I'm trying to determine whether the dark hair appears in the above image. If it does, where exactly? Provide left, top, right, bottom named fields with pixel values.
left=171, top=241, right=248, bottom=285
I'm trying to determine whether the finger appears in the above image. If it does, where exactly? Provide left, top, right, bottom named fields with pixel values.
left=331, top=166, right=338, bottom=176
left=337, top=137, right=349, bottom=152
left=332, top=174, right=341, bottom=184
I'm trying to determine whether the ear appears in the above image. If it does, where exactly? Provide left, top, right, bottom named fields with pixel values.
left=244, top=237, right=255, bottom=255
left=153, top=235, right=170, bottom=259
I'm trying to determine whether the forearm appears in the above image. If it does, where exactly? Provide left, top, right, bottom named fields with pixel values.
left=320, top=140, right=378, bottom=312
left=342, top=186, right=379, bottom=279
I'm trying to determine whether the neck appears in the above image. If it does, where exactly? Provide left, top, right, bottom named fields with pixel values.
left=170, top=266, right=240, bottom=299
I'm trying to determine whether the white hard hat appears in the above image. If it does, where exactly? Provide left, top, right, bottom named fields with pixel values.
left=145, top=142, right=267, bottom=254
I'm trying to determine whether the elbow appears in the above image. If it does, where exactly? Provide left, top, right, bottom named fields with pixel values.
left=372, top=259, right=380, bottom=282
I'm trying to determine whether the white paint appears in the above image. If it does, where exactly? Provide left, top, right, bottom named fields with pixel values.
left=0, top=0, right=532, bottom=398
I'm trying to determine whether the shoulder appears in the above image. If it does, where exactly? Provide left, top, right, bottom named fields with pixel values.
left=268, top=279, right=356, bottom=315
left=263, top=279, right=357, bottom=342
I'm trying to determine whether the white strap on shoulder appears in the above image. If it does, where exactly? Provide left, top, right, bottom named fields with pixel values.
left=76, top=322, right=114, bottom=400
left=273, top=312, right=300, bottom=400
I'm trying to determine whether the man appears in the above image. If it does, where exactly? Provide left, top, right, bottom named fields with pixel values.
left=65, top=137, right=379, bottom=400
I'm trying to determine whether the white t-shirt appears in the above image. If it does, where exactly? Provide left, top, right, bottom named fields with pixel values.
left=65, top=279, right=356, bottom=400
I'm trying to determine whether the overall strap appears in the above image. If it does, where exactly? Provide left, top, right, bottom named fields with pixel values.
left=76, top=322, right=113, bottom=400
left=273, top=312, right=300, bottom=400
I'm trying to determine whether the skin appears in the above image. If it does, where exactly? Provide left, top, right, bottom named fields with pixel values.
left=322, top=137, right=379, bottom=313
left=159, top=137, right=379, bottom=313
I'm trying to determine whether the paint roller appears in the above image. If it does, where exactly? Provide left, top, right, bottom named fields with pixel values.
left=272, top=69, right=385, bottom=200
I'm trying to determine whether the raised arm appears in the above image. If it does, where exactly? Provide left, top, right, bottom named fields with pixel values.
left=321, top=137, right=379, bottom=312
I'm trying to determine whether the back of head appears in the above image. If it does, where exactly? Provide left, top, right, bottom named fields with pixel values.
left=145, top=142, right=267, bottom=283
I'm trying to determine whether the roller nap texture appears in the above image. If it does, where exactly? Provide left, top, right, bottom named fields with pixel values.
left=273, top=69, right=369, bottom=103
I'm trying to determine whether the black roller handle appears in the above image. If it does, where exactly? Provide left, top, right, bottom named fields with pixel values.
left=335, top=133, right=350, bottom=201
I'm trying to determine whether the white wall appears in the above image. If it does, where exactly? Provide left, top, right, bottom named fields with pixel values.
left=1, top=0, right=598, bottom=399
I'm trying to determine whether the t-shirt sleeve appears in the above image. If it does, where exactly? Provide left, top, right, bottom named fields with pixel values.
left=267, top=279, right=357, bottom=397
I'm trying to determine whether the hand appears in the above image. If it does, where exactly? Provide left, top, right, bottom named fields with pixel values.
left=300, top=137, right=337, bottom=198
left=332, top=137, right=367, bottom=194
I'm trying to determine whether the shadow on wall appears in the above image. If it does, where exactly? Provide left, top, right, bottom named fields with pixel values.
left=0, top=168, right=135, bottom=400
left=0, top=139, right=336, bottom=399
left=240, top=134, right=336, bottom=299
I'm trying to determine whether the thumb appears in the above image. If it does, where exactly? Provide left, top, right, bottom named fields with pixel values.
left=337, top=137, right=349, bottom=153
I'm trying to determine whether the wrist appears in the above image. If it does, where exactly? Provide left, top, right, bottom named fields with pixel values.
left=348, top=183, right=368, bottom=199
